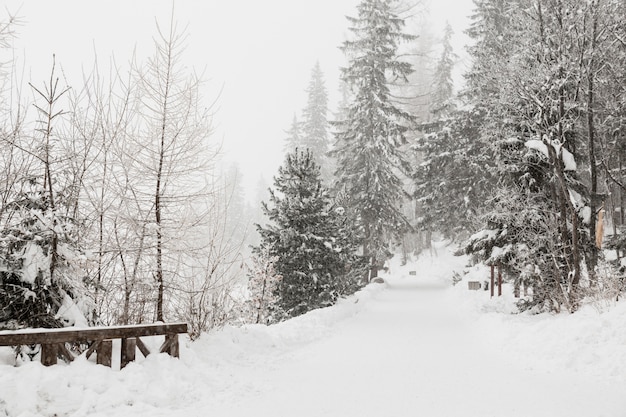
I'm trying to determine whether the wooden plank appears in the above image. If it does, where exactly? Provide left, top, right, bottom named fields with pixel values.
left=0, top=323, right=188, bottom=346
left=120, top=338, right=136, bottom=369
left=159, top=333, right=180, bottom=357
left=41, top=344, right=58, bottom=366
left=85, top=340, right=102, bottom=360
left=171, top=335, right=179, bottom=358
left=96, top=340, right=112, bottom=367
left=135, top=337, right=151, bottom=358
left=58, top=343, right=75, bottom=363
left=159, top=337, right=172, bottom=355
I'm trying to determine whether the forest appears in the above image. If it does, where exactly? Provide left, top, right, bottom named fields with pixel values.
left=1, top=0, right=625, bottom=341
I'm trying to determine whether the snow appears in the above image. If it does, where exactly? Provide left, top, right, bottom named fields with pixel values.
left=19, top=243, right=47, bottom=285
left=55, top=294, right=90, bottom=328
left=1, top=242, right=625, bottom=416
left=468, top=228, right=498, bottom=243
left=569, top=189, right=592, bottom=224
left=525, top=138, right=577, bottom=171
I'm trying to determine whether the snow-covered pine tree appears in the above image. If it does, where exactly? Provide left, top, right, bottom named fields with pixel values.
left=301, top=62, right=330, bottom=182
left=283, top=114, right=302, bottom=154
left=414, top=108, right=492, bottom=239
left=333, top=0, right=415, bottom=279
left=412, top=22, right=492, bottom=241
left=255, top=149, right=364, bottom=318
left=460, top=0, right=613, bottom=311
left=430, top=21, right=456, bottom=118
left=0, top=183, right=89, bottom=329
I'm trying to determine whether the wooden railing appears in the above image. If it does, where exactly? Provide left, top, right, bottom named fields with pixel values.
left=0, top=322, right=188, bottom=368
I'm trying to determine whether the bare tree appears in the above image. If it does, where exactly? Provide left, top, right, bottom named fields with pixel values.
left=130, top=13, right=216, bottom=321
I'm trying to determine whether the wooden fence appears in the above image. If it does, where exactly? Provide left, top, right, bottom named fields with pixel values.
left=0, top=322, right=188, bottom=368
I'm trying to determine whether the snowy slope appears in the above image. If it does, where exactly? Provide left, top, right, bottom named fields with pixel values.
left=1, top=242, right=625, bottom=416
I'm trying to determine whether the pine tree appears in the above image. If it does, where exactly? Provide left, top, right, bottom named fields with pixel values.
left=430, top=21, right=456, bottom=117
left=255, top=149, right=364, bottom=318
left=0, top=183, right=89, bottom=329
left=301, top=62, right=330, bottom=180
left=283, top=114, right=302, bottom=154
left=460, top=0, right=609, bottom=311
left=413, top=22, right=484, bottom=240
left=333, top=0, right=415, bottom=278
left=414, top=109, right=491, bottom=239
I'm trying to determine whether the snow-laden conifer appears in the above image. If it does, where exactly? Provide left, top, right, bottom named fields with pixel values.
left=301, top=62, right=330, bottom=180
left=333, top=0, right=415, bottom=279
left=255, top=149, right=364, bottom=318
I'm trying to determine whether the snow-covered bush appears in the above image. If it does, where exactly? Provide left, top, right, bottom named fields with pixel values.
left=0, top=185, right=92, bottom=330
left=243, top=248, right=284, bottom=325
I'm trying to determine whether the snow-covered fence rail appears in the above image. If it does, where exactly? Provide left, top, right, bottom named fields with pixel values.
left=0, top=322, right=188, bottom=368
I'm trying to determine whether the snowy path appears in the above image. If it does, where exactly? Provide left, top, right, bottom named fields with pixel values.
left=195, top=275, right=624, bottom=417
left=2, top=251, right=625, bottom=416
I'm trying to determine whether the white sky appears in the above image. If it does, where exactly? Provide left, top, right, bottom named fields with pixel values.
left=3, top=0, right=473, bottom=200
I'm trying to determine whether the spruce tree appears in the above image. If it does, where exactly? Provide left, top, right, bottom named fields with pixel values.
left=301, top=62, right=330, bottom=180
left=283, top=114, right=302, bottom=154
left=430, top=21, right=456, bottom=117
left=460, top=0, right=606, bottom=311
left=333, top=0, right=415, bottom=278
left=255, top=149, right=364, bottom=318
left=414, top=109, right=491, bottom=239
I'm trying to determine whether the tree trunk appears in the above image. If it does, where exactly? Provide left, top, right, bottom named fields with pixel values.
left=586, top=4, right=599, bottom=287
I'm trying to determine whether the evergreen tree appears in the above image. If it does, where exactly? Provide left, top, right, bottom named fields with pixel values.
left=283, top=114, right=302, bottom=154
left=301, top=62, right=330, bottom=180
left=414, top=108, right=492, bottom=239
left=333, top=0, right=415, bottom=278
left=459, top=0, right=614, bottom=311
left=0, top=182, right=89, bottom=329
left=413, top=22, right=488, bottom=241
left=430, top=21, right=456, bottom=117
left=255, top=149, right=364, bottom=318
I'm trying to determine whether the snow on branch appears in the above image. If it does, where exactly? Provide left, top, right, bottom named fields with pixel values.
left=525, top=139, right=577, bottom=171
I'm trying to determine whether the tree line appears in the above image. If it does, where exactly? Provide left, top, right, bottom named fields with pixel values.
left=4, top=0, right=623, bottom=336
left=0, top=14, right=246, bottom=337
left=254, top=0, right=626, bottom=320
left=417, top=0, right=626, bottom=312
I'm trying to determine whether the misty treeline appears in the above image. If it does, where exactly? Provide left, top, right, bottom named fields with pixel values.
left=259, top=0, right=626, bottom=318
left=3, top=0, right=624, bottom=338
left=0, top=14, right=249, bottom=338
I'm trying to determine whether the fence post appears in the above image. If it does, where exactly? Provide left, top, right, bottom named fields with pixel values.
left=97, top=340, right=113, bottom=367
left=490, top=264, right=495, bottom=297
left=121, top=338, right=136, bottom=369
left=498, top=264, right=502, bottom=297
left=41, top=344, right=58, bottom=366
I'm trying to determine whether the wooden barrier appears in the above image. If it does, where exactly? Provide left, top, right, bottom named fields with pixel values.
left=0, top=322, right=188, bottom=368
left=490, top=264, right=503, bottom=297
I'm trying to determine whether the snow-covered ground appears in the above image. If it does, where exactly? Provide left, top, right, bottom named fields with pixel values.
left=1, top=242, right=625, bottom=416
